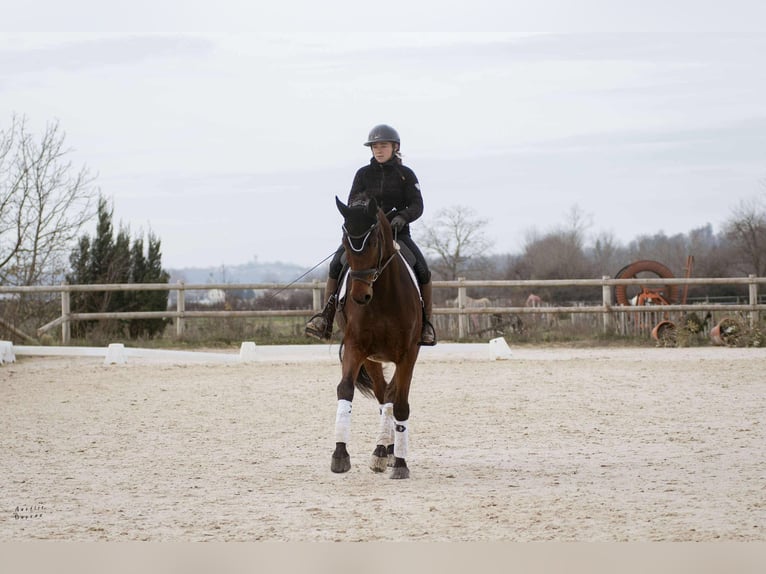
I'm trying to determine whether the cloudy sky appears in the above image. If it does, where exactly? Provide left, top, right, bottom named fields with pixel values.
left=2, top=2, right=765, bottom=270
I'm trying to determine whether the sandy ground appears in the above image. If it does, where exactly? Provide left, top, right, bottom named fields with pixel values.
left=1, top=344, right=765, bottom=541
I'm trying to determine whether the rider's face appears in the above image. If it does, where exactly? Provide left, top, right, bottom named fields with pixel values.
left=371, top=142, right=394, bottom=163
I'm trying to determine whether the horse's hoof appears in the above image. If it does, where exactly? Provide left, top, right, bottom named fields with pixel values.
left=331, top=455, right=351, bottom=473
left=370, top=456, right=387, bottom=473
left=387, top=445, right=395, bottom=467
left=370, top=445, right=388, bottom=472
left=389, top=466, right=410, bottom=479
left=331, top=442, right=350, bottom=473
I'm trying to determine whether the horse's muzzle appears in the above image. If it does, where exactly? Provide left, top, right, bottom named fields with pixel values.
left=349, top=269, right=377, bottom=305
left=349, top=279, right=373, bottom=306
left=351, top=287, right=373, bottom=306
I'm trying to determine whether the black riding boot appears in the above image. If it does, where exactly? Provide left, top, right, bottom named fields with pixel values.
left=305, top=277, right=339, bottom=341
left=419, top=280, right=437, bottom=346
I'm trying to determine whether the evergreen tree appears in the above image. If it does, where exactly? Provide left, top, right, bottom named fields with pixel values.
left=88, top=197, right=115, bottom=302
left=135, top=231, right=170, bottom=338
left=66, top=235, right=93, bottom=338
left=127, top=237, right=148, bottom=338
left=110, top=227, right=132, bottom=320
left=67, top=195, right=170, bottom=340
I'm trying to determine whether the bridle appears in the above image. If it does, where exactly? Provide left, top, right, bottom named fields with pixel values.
left=342, top=219, right=398, bottom=287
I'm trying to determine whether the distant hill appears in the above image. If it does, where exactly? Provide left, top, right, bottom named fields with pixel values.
left=168, top=260, right=326, bottom=285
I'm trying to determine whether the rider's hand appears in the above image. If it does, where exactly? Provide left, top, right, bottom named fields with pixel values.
left=391, top=215, right=407, bottom=232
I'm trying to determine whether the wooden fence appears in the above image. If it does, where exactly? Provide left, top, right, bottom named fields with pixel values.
left=1, top=275, right=764, bottom=345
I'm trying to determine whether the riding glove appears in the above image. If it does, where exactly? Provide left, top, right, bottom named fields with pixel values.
left=391, top=215, right=407, bottom=232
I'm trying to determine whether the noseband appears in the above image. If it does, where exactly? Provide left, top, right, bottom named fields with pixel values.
left=343, top=220, right=398, bottom=287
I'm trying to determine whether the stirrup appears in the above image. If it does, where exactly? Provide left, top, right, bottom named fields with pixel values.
left=419, top=320, right=437, bottom=346
left=305, top=313, right=332, bottom=341
left=305, top=295, right=336, bottom=341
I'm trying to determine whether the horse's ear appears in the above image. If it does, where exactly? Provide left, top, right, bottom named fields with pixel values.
left=366, top=197, right=378, bottom=218
left=336, top=196, right=349, bottom=218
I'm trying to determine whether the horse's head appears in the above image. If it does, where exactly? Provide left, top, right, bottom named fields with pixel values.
left=336, top=195, right=393, bottom=306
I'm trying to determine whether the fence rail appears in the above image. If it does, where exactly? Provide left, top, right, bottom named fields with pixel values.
left=1, top=275, right=764, bottom=344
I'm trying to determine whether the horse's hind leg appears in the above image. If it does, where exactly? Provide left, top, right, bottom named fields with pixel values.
left=370, top=402, right=394, bottom=472
left=363, top=360, right=393, bottom=473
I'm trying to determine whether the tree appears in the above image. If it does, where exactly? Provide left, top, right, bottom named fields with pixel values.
left=589, top=231, right=626, bottom=278
left=625, top=231, right=689, bottom=277
left=723, top=193, right=766, bottom=276
left=417, top=205, right=493, bottom=280
left=67, top=196, right=170, bottom=340
left=127, top=231, right=170, bottom=338
left=507, top=204, right=597, bottom=301
left=0, top=115, right=97, bottom=286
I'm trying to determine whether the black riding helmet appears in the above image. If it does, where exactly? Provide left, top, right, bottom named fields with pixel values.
left=364, top=124, right=400, bottom=146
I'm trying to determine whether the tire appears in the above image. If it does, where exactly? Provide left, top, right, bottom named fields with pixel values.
left=614, top=260, right=678, bottom=306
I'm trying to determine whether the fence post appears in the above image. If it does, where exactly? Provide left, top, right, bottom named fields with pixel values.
left=749, top=274, right=758, bottom=327
left=61, top=284, right=71, bottom=345
left=457, top=277, right=467, bottom=339
left=176, top=281, right=185, bottom=338
left=601, top=275, right=612, bottom=334
left=312, top=279, right=323, bottom=311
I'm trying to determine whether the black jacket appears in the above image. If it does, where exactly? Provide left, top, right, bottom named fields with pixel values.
left=347, top=158, right=424, bottom=234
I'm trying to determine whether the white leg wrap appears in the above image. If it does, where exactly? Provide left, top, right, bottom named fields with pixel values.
left=376, top=403, right=394, bottom=446
left=393, top=418, right=409, bottom=459
left=334, top=399, right=352, bottom=444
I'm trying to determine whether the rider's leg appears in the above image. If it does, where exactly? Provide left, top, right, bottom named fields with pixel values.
left=419, top=279, right=436, bottom=346
left=305, top=246, right=344, bottom=341
left=398, top=236, right=437, bottom=347
left=305, top=276, right=339, bottom=340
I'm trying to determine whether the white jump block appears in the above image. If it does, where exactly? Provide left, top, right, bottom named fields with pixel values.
left=1, top=341, right=16, bottom=364
left=488, top=337, right=512, bottom=360
left=239, top=341, right=257, bottom=362
left=104, top=343, right=127, bottom=365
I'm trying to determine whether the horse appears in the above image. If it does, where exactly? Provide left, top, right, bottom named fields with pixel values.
left=330, top=195, right=424, bottom=479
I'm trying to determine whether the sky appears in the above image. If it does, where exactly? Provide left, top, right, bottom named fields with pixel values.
left=2, top=1, right=765, bottom=271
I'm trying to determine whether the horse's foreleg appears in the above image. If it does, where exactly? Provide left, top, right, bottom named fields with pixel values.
left=331, top=399, right=352, bottom=473
left=332, top=358, right=360, bottom=474
left=370, top=402, right=394, bottom=472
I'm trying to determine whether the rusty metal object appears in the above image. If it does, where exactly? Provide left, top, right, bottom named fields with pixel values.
left=614, top=260, right=679, bottom=307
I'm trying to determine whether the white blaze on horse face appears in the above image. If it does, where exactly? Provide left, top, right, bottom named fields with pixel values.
left=376, top=403, right=394, bottom=446
left=334, top=399, right=352, bottom=444
left=394, top=418, right=409, bottom=459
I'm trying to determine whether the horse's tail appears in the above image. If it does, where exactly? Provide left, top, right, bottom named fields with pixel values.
left=338, top=342, right=376, bottom=399
left=355, top=365, right=376, bottom=399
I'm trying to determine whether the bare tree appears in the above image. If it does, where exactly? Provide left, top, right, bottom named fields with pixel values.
left=521, top=228, right=593, bottom=279
left=0, top=115, right=97, bottom=286
left=417, top=205, right=493, bottom=280
left=562, top=204, right=592, bottom=248
left=589, top=231, right=626, bottom=278
left=723, top=191, right=766, bottom=276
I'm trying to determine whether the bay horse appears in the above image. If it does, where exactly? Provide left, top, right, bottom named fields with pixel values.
left=331, top=195, right=424, bottom=479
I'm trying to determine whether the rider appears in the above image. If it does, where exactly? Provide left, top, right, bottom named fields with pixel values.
left=305, top=124, right=436, bottom=346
